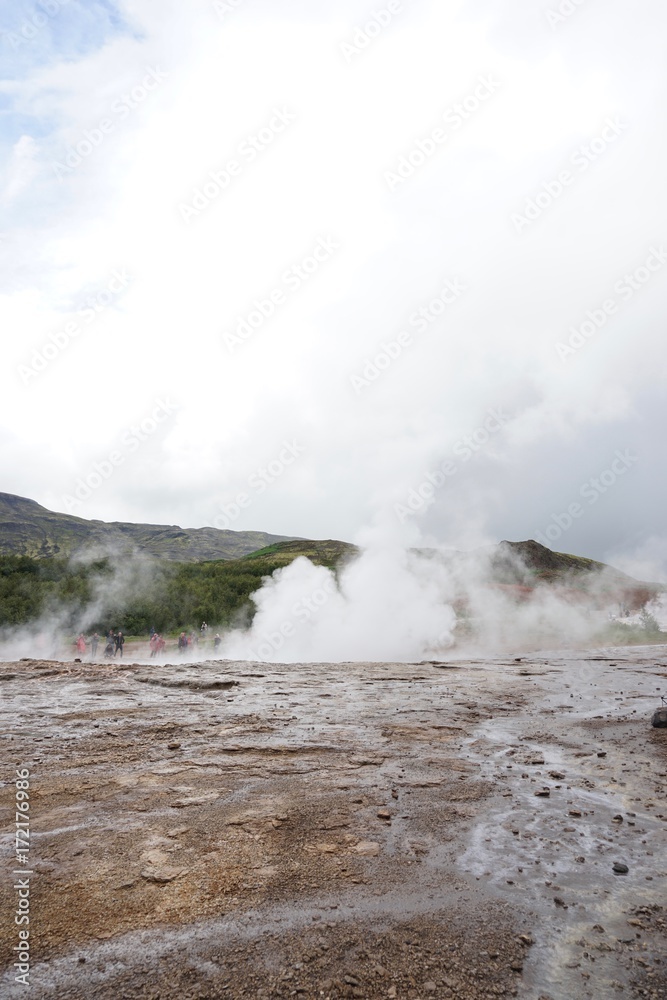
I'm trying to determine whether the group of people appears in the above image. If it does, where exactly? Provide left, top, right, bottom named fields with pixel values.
left=177, top=627, right=221, bottom=654
left=74, top=631, right=124, bottom=658
left=149, top=632, right=167, bottom=657
left=104, top=630, right=125, bottom=657
left=73, top=625, right=223, bottom=660
left=177, top=630, right=199, bottom=652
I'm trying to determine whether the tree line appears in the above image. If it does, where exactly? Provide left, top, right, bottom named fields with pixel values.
left=0, top=552, right=304, bottom=636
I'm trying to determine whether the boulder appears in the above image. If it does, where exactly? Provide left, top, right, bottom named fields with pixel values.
left=651, top=708, right=667, bottom=728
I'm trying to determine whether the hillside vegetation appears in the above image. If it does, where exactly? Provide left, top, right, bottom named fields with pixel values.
left=0, top=541, right=349, bottom=636
left=0, top=535, right=661, bottom=641
left=0, top=494, right=662, bottom=642
left=0, top=492, right=298, bottom=562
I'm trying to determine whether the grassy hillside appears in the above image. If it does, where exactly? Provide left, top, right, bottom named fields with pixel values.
left=491, top=539, right=654, bottom=596
left=244, top=538, right=357, bottom=566
left=493, top=539, right=608, bottom=579
left=0, top=540, right=350, bottom=636
left=0, top=492, right=299, bottom=562
left=0, top=497, right=662, bottom=641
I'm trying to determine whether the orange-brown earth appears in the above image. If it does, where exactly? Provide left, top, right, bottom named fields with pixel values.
left=1, top=650, right=666, bottom=999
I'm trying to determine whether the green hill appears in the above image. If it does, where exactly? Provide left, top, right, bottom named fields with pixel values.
left=489, top=538, right=637, bottom=586
left=0, top=540, right=353, bottom=635
left=244, top=537, right=357, bottom=566
left=440, top=538, right=660, bottom=610
left=0, top=494, right=661, bottom=639
left=0, top=492, right=300, bottom=562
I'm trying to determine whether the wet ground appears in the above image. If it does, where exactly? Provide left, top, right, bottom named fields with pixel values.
left=1, top=648, right=666, bottom=999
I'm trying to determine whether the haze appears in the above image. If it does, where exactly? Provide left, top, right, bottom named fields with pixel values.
left=1, top=0, right=666, bottom=580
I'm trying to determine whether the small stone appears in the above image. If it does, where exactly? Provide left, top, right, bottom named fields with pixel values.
left=534, top=788, right=550, bottom=797
left=387, top=988, right=397, bottom=999
left=377, top=809, right=391, bottom=820
left=569, top=809, right=582, bottom=817
left=424, top=982, right=437, bottom=993
left=549, top=771, right=565, bottom=780
left=140, top=865, right=185, bottom=883
left=167, top=742, right=181, bottom=750
left=651, top=708, right=667, bottom=728
left=612, top=862, right=629, bottom=874
left=518, top=934, right=533, bottom=946
left=554, top=897, right=568, bottom=908
left=575, top=856, right=585, bottom=864
left=353, top=841, right=380, bottom=856
left=171, top=793, right=218, bottom=808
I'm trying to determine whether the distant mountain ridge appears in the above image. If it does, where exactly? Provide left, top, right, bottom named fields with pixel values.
left=405, top=537, right=659, bottom=611
left=0, top=493, right=660, bottom=611
left=0, top=492, right=300, bottom=562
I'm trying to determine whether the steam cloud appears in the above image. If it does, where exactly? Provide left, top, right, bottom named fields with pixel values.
left=219, top=537, right=654, bottom=663
left=0, top=534, right=661, bottom=665
left=221, top=544, right=458, bottom=663
left=0, top=546, right=164, bottom=662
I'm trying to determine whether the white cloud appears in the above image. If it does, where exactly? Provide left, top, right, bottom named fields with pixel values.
left=0, top=0, right=665, bottom=570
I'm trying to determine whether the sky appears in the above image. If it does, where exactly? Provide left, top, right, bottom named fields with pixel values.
left=1, top=0, right=666, bottom=580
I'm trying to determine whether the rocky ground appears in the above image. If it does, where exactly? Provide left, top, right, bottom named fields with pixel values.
left=0, top=648, right=666, bottom=999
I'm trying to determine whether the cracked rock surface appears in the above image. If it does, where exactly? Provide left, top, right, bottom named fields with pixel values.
left=1, top=649, right=666, bottom=999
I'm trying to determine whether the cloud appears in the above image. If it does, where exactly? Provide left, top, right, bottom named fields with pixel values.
left=217, top=535, right=651, bottom=664
left=0, top=0, right=665, bottom=570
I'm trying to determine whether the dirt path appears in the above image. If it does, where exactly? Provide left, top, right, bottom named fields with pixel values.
left=1, top=649, right=666, bottom=999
